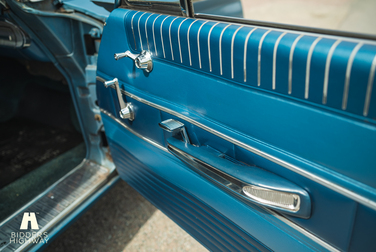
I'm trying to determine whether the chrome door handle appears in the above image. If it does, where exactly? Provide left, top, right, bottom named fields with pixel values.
left=103, top=78, right=134, bottom=121
left=160, top=119, right=311, bottom=219
left=114, top=50, right=153, bottom=73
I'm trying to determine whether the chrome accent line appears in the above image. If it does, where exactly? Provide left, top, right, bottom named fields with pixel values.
left=323, top=40, right=342, bottom=104
left=195, top=12, right=376, bottom=44
left=131, top=11, right=140, bottom=50
left=137, top=12, right=147, bottom=51
left=220, top=24, right=232, bottom=75
left=96, top=76, right=106, bottom=83
left=152, top=14, right=162, bottom=56
left=208, top=22, right=220, bottom=72
left=144, top=13, right=154, bottom=51
left=160, top=15, right=170, bottom=58
left=258, top=30, right=272, bottom=86
left=178, top=18, right=188, bottom=63
left=183, top=0, right=190, bottom=17
left=197, top=21, right=210, bottom=69
left=187, top=20, right=199, bottom=66
left=101, top=109, right=168, bottom=153
left=169, top=17, right=179, bottom=61
left=100, top=107, right=340, bottom=252
left=231, top=25, right=244, bottom=79
left=96, top=76, right=376, bottom=212
left=288, top=34, right=304, bottom=94
left=364, top=54, right=376, bottom=116
left=243, top=28, right=257, bottom=82
left=342, top=42, right=364, bottom=109
left=272, top=32, right=287, bottom=89
left=305, top=37, right=322, bottom=99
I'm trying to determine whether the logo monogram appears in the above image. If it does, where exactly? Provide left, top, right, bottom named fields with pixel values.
left=19, top=212, right=39, bottom=230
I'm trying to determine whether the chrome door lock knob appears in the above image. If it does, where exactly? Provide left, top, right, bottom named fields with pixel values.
left=114, top=50, right=153, bottom=73
left=159, top=119, right=191, bottom=144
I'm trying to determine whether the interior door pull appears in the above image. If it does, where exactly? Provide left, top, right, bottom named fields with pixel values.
left=103, top=78, right=134, bottom=121
left=163, top=123, right=311, bottom=219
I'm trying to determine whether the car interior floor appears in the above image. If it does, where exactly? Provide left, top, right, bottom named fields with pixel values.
left=0, top=57, right=86, bottom=222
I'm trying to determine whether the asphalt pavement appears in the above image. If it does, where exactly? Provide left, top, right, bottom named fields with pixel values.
left=45, top=180, right=207, bottom=252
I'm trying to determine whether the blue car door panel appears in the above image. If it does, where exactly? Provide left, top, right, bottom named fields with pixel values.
left=97, top=8, right=376, bottom=252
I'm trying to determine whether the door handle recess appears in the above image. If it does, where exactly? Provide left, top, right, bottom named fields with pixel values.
left=103, top=78, right=134, bottom=121
left=160, top=120, right=311, bottom=219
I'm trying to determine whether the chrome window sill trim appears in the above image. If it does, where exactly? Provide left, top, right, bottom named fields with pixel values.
left=194, top=13, right=376, bottom=42
left=0, top=160, right=115, bottom=252
left=101, top=108, right=339, bottom=252
left=97, top=76, right=376, bottom=211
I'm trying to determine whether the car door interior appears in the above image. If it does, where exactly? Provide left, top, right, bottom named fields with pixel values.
left=96, top=8, right=376, bottom=252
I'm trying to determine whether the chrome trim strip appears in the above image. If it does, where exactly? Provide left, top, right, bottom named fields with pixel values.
left=187, top=20, right=199, bottom=66
left=178, top=18, right=188, bottom=63
left=243, top=28, right=257, bottom=82
left=305, top=37, right=322, bottom=99
left=258, top=30, right=272, bottom=86
left=195, top=12, right=376, bottom=43
left=272, top=32, right=287, bottom=89
left=152, top=14, right=162, bottom=56
left=169, top=17, right=179, bottom=61
left=96, top=76, right=106, bottom=83
left=208, top=22, right=220, bottom=72
left=288, top=34, right=304, bottom=94
left=220, top=24, right=232, bottom=75
left=100, top=107, right=339, bottom=252
left=342, top=42, right=364, bottom=109
left=97, top=76, right=376, bottom=212
left=137, top=12, right=147, bottom=51
left=160, top=15, right=170, bottom=58
left=364, top=54, right=376, bottom=116
left=101, top=109, right=168, bottom=153
left=144, top=13, right=154, bottom=51
left=231, top=25, right=244, bottom=79
left=131, top=11, right=140, bottom=50
left=323, top=40, right=342, bottom=104
left=197, top=21, right=210, bottom=69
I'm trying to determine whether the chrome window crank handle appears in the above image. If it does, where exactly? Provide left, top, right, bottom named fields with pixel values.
left=103, top=78, right=134, bottom=121
left=114, top=50, right=153, bottom=73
